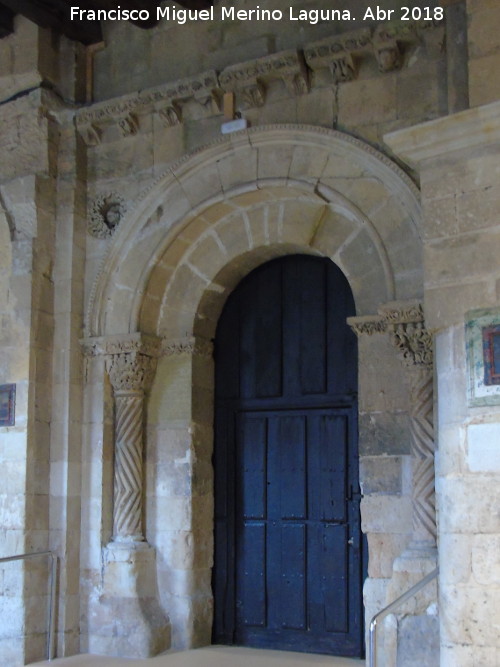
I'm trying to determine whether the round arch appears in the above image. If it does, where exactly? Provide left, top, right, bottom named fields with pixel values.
left=84, top=125, right=423, bottom=653
left=86, top=125, right=422, bottom=339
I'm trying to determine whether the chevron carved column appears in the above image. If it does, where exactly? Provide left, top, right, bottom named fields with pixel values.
left=381, top=302, right=436, bottom=551
left=105, top=339, right=159, bottom=544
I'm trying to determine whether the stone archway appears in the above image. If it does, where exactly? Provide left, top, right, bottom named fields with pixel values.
left=81, top=125, right=428, bottom=656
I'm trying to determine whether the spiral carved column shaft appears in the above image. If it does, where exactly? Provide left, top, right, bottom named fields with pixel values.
left=113, top=390, right=145, bottom=540
left=383, top=303, right=436, bottom=551
left=408, top=367, right=436, bottom=547
left=106, top=349, right=157, bottom=543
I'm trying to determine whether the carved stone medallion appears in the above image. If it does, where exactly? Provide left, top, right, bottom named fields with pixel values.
left=88, top=194, right=126, bottom=239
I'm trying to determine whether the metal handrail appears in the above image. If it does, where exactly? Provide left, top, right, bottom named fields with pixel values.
left=0, top=551, right=57, bottom=661
left=369, top=566, right=439, bottom=667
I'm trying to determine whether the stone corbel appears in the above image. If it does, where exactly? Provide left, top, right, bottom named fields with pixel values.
left=78, top=122, right=102, bottom=146
left=219, top=50, right=310, bottom=108
left=117, top=113, right=139, bottom=137
left=157, top=103, right=182, bottom=127
left=373, top=40, right=401, bottom=72
left=304, top=29, right=371, bottom=83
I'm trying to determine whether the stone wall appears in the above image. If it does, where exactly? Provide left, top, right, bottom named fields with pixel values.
left=386, top=99, right=500, bottom=666
left=3, top=3, right=498, bottom=666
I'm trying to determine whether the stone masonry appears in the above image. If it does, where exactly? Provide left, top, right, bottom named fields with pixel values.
left=1, top=2, right=500, bottom=666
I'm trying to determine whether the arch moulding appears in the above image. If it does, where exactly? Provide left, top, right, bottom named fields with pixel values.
left=86, top=124, right=422, bottom=340
left=81, top=125, right=428, bottom=657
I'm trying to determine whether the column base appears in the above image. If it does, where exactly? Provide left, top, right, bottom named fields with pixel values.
left=388, top=545, right=438, bottom=615
left=88, top=542, right=170, bottom=659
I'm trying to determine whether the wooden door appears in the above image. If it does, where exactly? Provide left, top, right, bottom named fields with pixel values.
left=212, top=255, right=363, bottom=657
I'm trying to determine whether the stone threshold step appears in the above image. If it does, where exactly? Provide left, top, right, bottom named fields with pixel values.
left=29, top=645, right=366, bottom=667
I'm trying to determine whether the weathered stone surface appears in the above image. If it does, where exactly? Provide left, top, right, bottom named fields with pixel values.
left=397, top=614, right=440, bottom=667
left=359, top=412, right=411, bottom=456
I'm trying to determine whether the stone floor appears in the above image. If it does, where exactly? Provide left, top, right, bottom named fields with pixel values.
left=30, top=646, right=365, bottom=667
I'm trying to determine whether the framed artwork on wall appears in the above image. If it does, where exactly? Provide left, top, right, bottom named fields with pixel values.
left=466, top=310, right=500, bottom=406
left=0, top=384, right=16, bottom=426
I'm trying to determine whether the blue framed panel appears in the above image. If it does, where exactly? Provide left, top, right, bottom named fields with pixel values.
left=0, top=384, right=15, bottom=426
left=466, top=310, right=500, bottom=406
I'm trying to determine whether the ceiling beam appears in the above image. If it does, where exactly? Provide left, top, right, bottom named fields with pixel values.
left=0, top=0, right=103, bottom=43
left=0, top=3, right=14, bottom=38
left=0, top=0, right=214, bottom=44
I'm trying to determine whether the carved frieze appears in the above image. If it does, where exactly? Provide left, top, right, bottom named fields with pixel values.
left=76, top=70, right=220, bottom=144
left=74, top=21, right=441, bottom=144
left=219, top=50, right=310, bottom=107
left=88, top=193, right=126, bottom=239
left=162, top=336, right=213, bottom=358
left=80, top=333, right=163, bottom=358
left=347, top=315, right=387, bottom=337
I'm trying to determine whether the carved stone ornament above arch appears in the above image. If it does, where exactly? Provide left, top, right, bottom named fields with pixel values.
left=86, top=125, right=422, bottom=339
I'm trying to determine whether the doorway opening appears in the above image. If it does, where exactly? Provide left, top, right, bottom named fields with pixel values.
left=212, top=254, right=363, bottom=657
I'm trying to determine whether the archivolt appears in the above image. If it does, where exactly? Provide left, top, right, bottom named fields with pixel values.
left=87, top=125, right=422, bottom=338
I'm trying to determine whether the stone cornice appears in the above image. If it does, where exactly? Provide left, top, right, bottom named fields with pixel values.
left=76, top=70, right=220, bottom=144
left=75, top=19, right=439, bottom=144
left=80, top=333, right=162, bottom=358
left=161, top=336, right=213, bottom=358
left=80, top=333, right=213, bottom=359
left=347, top=315, right=387, bottom=336
left=384, top=100, right=500, bottom=168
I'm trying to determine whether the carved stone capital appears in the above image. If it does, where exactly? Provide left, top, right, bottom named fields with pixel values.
left=106, top=351, right=157, bottom=393
left=380, top=301, right=433, bottom=369
left=347, top=315, right=387, bottom=337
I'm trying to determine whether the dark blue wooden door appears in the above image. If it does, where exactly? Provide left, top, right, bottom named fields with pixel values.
left=213, top=255, right=363, bottom=657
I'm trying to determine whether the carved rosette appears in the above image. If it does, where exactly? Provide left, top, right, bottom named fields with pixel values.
left=381, top=301, right=436, bottom=550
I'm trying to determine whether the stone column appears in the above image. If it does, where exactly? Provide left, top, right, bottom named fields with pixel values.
left=105, top=349, right=156, bottom=543
left=81, top=333, right=170, bottom=658
left=380, top=302, right=436, bottom=555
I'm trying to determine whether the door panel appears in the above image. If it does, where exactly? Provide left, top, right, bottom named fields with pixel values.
left=213, top=255, right=362, bottom=657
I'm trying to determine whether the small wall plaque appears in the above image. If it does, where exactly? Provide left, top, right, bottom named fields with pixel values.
left=466, top=310, right=500, bottom=406
left=0, top=384, right=16, bottom=426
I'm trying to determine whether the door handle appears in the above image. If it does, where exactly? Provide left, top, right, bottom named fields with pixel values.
left=347, top=537, right=354, bottom=546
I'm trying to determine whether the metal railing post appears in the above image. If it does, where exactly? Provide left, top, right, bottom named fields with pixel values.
left=0, top=551, right=58, bottom=661
left=368, top=566, right=439, bottom=667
